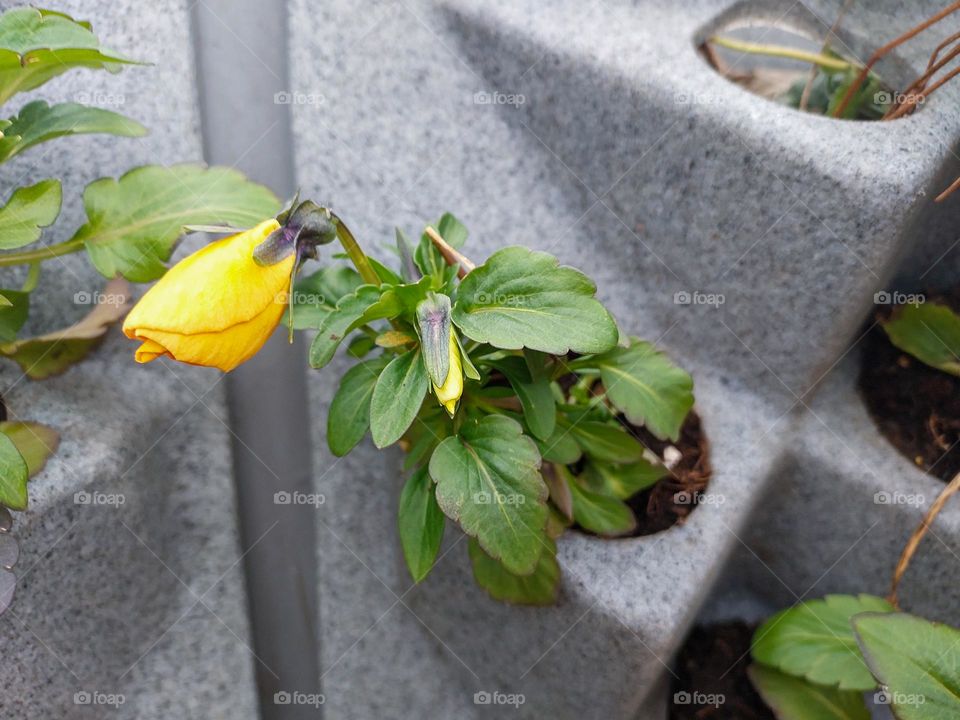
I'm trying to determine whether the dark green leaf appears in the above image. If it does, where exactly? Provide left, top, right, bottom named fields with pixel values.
left=566, top=470, right=636, bottom=536
left=292, top=266, right=361, bottom=330
left=0, top=430, right=27, bottom=510
left=346, top=334, right=375, bottom=358
left=0, top=101, right=145, bottom=162
left=594, top=339, right=694, bottom=441
left=429, top=414, right=548, bottom=574
left=452, top=246, right=618, bottom=355
left=488, top=355, right=556, bottom=441
left=0, top=289, right=28, bottom=342
left=854, top=612, right=960, bottom=720
left=308, top=285, right=382, bottom=369
left=881, top=302, right=960, bottom=377
left=584, top=458, right=665, bottom=499
left=535, top=425, right=582, bottom=465
left=0, top=179, right=61, bottom=249
left=71, top=164, right=281, bottom=282
left=0, top=8, right=139, bottom=105
left=398, top=467, right=445, bottom=582
left=469, top=536, right=559, bottom=605
left=752, top=594, right=893, bottom=691
left=370, top=346, right=428, bottom=448
left=747, top=664, right=870, bottom=720
left=327, top=357, right=386, bottom=456
left=567, top=419, right=645, bottom=463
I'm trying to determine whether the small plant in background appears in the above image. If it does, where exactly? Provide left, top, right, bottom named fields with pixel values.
left=0, top=7, right=279, bottom=513
left=126, top=198, right=701, bottom=604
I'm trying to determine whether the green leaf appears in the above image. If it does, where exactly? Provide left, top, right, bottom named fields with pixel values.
left=292, top=266, right=361, bottom=330
left=0, top=421, right=58, bottom=477
left=0, top=431, right=27, bottom=510
left=0, top=8, right=139, bottom=105
left=0, top=289, right=29, bottom=342
left=71, top=164, right=281, bottom=282
left=752, top=594, right=893, bottom=691
left=429, top=414, right=548, bottom=575
left=0, top=101, right=146, bottom=162
left=535, top=425, right=582, bottom=465
left=369, top=346, right=428, bottom=448
left=469, top=536, right=559, bottom=605
left=346, top=334, right=375, bottom=358
left=881, top=302, right=960, bottom=377
left=566, top=470, right=636, bottom=536
left=584, top=458, right=666, bottom=499
left=308, top=285, right=382, bottom=368
left=488, top=355, right=556, bottom=441
left=747, top=664, right=870, bottom=720
left=854, top=612, right=960, bottom=720
left=452, top=246, right=618, bottom=354
left=398, top=467, right=445, bottom=582
left=594, top=339, right=694, bottom=441
left=566, top=419, right=645, bottom=463
left=0, top=277, right=129, bottom=379
left=0, top=179, right=61, bottom=249
left=327, top=357, right=386, bottom=456
left=416, top=292, right=452, bottom=387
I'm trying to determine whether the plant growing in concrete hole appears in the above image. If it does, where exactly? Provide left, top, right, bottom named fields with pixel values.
left=0, top=6, right=280, bottom=513
left=743, top=471, right=960, bottom=720
left=123, top=198, right=697, bottom=604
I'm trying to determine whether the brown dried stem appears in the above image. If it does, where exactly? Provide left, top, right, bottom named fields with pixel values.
left=883, top=42, right=960, bottom=119
left=888, top=469, right=960, bottom=607
left=425, top=226, right=476, bottom=278
left=834, top=1, right=960, bottom=118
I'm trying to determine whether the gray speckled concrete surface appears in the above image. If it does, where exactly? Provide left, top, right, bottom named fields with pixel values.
left=0, top=1, right=257, bottom=718
left=289, top=0, right=960, bottom=717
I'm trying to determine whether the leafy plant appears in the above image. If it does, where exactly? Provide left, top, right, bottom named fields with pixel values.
left=880, top=301, right=960, bottom=377
left=0, top=7, right=278, bottom=511
left=294, top=209, right=696, bottom=602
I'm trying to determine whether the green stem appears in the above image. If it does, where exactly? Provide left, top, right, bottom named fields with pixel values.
left=0, top=238, right=85, bottom=267
left=331, top=213, right=380, bottom=286
left=709, top=35, right=858, bottom=72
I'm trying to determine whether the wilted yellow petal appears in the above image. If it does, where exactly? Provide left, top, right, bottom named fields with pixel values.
left=434, top=332, right=463, bottom=415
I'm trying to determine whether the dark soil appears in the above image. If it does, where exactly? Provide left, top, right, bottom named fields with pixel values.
left=671, top=622, right=774, bottom=720
left=624, top=410, right=712, bottom=535
left=859, top=295, right=960, bottom=483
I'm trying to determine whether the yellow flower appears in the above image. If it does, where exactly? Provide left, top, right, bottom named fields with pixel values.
left=123, top=219, right=294, bottom=372
left=434, top=332, right=463, bottom=415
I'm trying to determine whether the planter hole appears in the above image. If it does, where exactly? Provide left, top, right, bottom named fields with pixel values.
left=696, top=22, right=916, bottom=121
left=670, top=621, right=773, bottom=720
left=859, top=291, right=960, bottom=483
